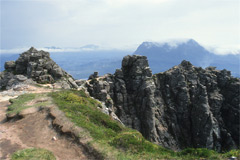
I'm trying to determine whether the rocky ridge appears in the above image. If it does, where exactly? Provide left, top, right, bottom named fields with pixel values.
left=0, top=47, right=78, bottom=90
left=1, top=48, right=239, bottom=152
left=86, top=55, right=240, bottom=151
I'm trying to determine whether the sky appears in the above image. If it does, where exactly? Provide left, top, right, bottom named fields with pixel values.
left=0, top=0, right=240, bottom=54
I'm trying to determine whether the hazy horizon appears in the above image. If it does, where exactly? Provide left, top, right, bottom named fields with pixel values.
left=1, top=38, right=240, bottom=56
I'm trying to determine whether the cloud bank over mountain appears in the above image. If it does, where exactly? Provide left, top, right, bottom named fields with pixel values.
left=1, top=39, right=239, bottom=55
left=134, top=39, right=240, bottom=77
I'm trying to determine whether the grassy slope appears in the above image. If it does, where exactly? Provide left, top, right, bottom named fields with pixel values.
left=7, top=89, right=239, bottom=159
left=49, top=90, right=240, bottom=160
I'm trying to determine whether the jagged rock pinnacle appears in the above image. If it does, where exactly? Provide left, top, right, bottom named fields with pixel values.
left=28, top=46, right=38, bottom=53
left=86, top=55, right=240, bottom=151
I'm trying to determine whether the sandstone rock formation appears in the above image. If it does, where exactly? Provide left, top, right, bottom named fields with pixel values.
left=0, top=47, right=78, bottom=90
left=86, top=55, right=240, bottom=151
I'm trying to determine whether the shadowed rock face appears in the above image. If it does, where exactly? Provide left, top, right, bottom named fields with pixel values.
left=1, top=47, right=78, bottom=90
left=86, top=55, right=240, bottom=151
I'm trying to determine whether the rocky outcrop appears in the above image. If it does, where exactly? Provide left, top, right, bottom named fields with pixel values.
left=0, top=47, right=78, bottom=90
left=1, top=49, right=239, bottom=151
left=86, top=55, right=240, bottom=151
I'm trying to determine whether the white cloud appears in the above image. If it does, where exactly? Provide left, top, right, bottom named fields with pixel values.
left=0, top=47, right=95, bottom=54
left=104, top=0, right=170, bottom=7
left=0, top=44, right=131, bottom=54
left=204, top=45, right=240, bottom=55
left=1, top=0, right=239, bottom=53
left=0, top=48, right=29, bottom=54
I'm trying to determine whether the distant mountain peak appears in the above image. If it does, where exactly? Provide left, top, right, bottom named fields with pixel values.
left=135, top=39, right=208, bottom=58
left=80, top=44, right=99, bottom=50
left=134, top=39, right=240, bottom=77
left=29, top=46, right=38, bottom=52
left=141, top=41, right=158, bottom=48
left=187, top=38, right=197, bottom=43
left=139, top=39, right=200, bottom=50
left=185, top=39, right=199, bottom=46
left=44, top=46, right=61, bottom=50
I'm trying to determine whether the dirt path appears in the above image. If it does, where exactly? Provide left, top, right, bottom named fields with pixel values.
left=0, top=84, right=54, bottom=103
left=0, top=89, right=94, bottom=160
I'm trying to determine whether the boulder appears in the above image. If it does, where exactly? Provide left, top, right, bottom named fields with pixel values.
left=38, top=75, right=55, bottom=84
left=1, top=47, right=78, bottom=89
left=4, top=61, right=16, bottom=71
left=15, top=75, right=28, bottom=81
left=88, top=72, right=99, bottom=80
left=75, top=79, right=86, bottom=86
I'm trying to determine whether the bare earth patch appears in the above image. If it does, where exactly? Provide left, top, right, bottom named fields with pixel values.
left=0, top=100, right=92, bottom=160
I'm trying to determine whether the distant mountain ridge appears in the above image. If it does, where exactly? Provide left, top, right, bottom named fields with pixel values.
left=1, top=40, right=239, bottom=79
left=44, top=46, right=61, bottom=50
left=134, top=39, right=240, bottom=77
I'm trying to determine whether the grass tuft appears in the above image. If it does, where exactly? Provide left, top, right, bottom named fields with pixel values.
left=8, top=94, right=36, bottom=114
left=178, top=148, right=217, bottom=158
left=223, top=149, right=240, bottom=159
left=11, top=148, right=56, bottom=160
left=7, top=93, right=51, bottom=116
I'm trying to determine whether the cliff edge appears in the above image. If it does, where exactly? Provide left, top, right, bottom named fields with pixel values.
left=86, top=55, right=240, bottom=151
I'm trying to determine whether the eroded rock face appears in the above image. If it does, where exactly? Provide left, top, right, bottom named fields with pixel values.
left=0, top=47, right=77, bottom=90
left=86, top=55, right=240, bottom=151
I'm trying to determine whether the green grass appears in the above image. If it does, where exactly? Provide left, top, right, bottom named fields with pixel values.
left=9, top=90, right=239, bottom=159
left=223, top=149, right=240, bottom=159
left=50, top=90, right=176, bottom=159
left=50, top=90, right=240, bottom=160
left=7, top=93, right=51, bottom=115
left=177, top=148, right=222, bottom=160
left=8, top=94, right=36, bottom=114
left=50, top=90, right=124, bottom=141
left=11, top=148, right=56, bottom=160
